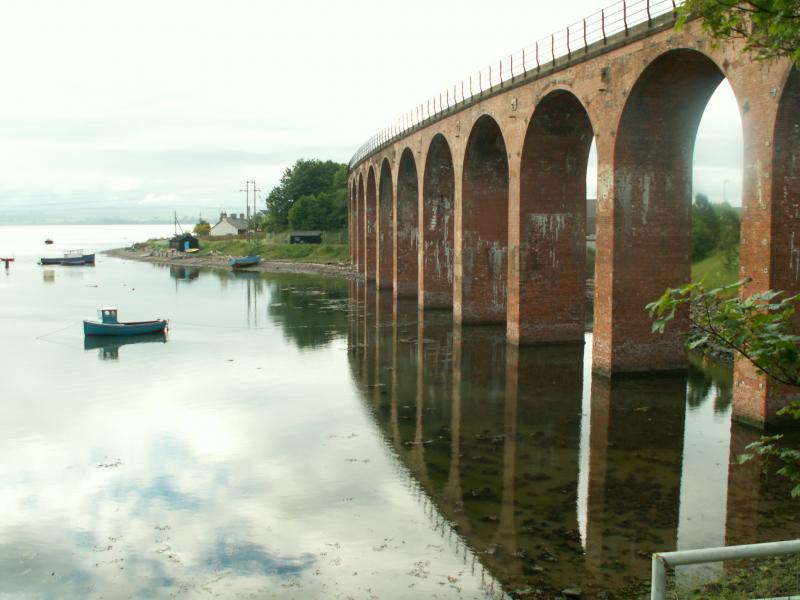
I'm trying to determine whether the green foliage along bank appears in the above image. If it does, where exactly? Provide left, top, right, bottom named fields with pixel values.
left=262, top=159, right=348, bottom=232
left=692, top=193, right=740, bottom=264
left=197, top=237, right=349, bottom=263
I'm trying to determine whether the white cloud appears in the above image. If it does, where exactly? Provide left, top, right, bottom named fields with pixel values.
left=0, top=0, right=743, bottom=219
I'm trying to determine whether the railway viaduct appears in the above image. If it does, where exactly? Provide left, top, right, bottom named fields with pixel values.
left=346, top=1, right=800, bottom=428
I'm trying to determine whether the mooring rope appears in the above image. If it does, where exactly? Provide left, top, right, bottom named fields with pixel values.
left=35, top=320, right=80, bottom=340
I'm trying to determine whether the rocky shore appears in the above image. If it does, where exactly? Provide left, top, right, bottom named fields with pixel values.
left=105, top=245, right=360, bottom=279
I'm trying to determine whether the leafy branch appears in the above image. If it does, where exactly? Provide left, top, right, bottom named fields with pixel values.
left=648, top=280, right=800, bottom=497
left=647, top=279, right=800, bottom=386
left=676, top=0, right=800, bottom=66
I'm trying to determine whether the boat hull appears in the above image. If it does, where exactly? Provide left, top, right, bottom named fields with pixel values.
left=228, top=255, right=261, bottom=269
left=83, top=319, right=168, bottom=336
left=40, top=254, right=95, bottom=266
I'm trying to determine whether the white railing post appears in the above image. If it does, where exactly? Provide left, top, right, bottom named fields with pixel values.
left=651, top=554, right=668, bottom=600
left=651, top=540, right=800, bottom=600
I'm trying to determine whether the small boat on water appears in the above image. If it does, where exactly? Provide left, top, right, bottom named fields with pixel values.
left=44, top=238, right=54, bottom=245
left=40, top=250, right=95, bottom=266
left=228, top=255, right=261, bottom=269
left=84, top=308, right=168, bottom=337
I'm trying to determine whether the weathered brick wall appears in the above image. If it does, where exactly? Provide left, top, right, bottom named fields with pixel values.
left=395, top=149, right=419, bottom=297
left=364, top=167, right=377, bottom=281
left=421, top=134, right=455, bottom=308
left=510, top=89, right=591, bottom=344
left=460, top=116, right=509, bottom=324
left=377, top=160, right=394, bottom=289
left=356, top=175, right=365, bottom=274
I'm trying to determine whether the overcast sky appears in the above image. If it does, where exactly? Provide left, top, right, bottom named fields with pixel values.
left=0, top=0, right=742, bottom=222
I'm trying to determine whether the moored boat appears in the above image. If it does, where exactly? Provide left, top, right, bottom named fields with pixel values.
left=228, top=255, right=261, bottom=269
left=40, top=250, right=95, bottom=266
left=83, top=308, right=168, bottom=336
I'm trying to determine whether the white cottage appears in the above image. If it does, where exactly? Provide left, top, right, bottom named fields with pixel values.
left=209, top=212, right=248, bottom=236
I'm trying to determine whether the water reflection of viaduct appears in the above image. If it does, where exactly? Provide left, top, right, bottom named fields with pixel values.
left=346, top=10, right=799, bottom=427
left=347, top=283, right=798, bottom=596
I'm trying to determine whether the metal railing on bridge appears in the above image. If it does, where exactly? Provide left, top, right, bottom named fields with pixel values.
left=349, top=0, right=679, bottom=170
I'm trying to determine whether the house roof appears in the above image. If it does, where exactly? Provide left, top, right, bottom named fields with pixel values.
left=213, top=217, right=248, bottom=230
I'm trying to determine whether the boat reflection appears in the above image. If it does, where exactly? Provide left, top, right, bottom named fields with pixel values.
left=346, top=280, right=800, bottom=598
left=83, top=332, right=168, bottom=360
left=169, top=265, right=200, bottom=281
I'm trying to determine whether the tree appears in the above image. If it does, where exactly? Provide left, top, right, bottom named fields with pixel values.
left=282, top=159, right=343, bottom=201
left=265, top=185, right=292, bottom=232
left=717, top=202, right=741, bottom=268
left=288, top=190, right=348, bottom=231
left=677, top=0, right=800, bottom=65
left=648, top=280, right=800, bottom=496
left=288, top=194, right=328, bottom=230
left=692, top=193, right=721, bottom=262
left=193, top=219, right=210, bottom=236
left=263, top=159, right=349, bottom=232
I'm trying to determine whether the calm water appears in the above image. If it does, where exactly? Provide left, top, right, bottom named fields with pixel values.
left=1, top=225, right=798, bottom=599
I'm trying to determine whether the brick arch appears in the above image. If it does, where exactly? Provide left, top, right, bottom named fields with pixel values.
left=357, top=173, right=365, bottom=275
left=421, top=133, right=455, bottom=309
left=365, top=166, right=378, bottom=281
left=508, top=88, right=594, bottom=345
left=396, top=147, right=419, bottom=297
left=458, top=114, right=509, bottom=324
left=378, top=158, right=394, bottom=289
left=596, top=48, right=729, bottom=373
left=349, top=180, right=358, bottom=265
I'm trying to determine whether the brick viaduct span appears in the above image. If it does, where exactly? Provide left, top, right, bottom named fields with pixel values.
left=346, top=2, right=800, bottom=428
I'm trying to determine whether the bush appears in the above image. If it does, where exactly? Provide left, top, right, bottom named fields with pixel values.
left=193, top=220, right=210, bottom=236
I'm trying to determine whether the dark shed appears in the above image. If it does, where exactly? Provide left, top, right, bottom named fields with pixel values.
left=169, top=233, right=200, bottom=251
left=288, top=231, right=322, bottom=244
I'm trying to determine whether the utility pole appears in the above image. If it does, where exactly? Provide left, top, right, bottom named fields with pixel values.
left=239, top=180, right=261, bottom=235
left=240, top=182, right=250, bottom=224
left=253, top=181, right=260, bottom=229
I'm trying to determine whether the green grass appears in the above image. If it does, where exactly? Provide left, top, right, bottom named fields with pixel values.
left=691, top=249, right=740, bottom=289
left=585, top=247, right=740, bottom=290
left=198, top=239, right=349, bottom=263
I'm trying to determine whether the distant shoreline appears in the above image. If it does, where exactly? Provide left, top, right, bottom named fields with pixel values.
left=105, top=245, right=360, bottom=280
left=0, top=222, right=181, bottom=227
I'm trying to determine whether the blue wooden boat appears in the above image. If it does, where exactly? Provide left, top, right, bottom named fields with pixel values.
left=228, top=255, right=261, bottom=269
left=84, top=308, right=168, bottom=336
